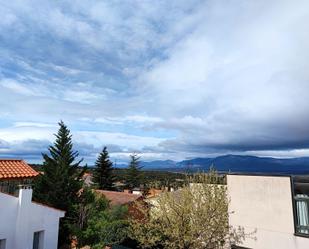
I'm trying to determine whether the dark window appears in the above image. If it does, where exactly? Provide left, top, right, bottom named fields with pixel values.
left=293, top=176, right=309, bottom=235
left=0, top=239, right=6, bottom=249
left=33, top=231, right=44, bottom=249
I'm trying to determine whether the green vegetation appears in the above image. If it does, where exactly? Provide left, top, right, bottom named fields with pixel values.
left=71, top=187, right=129, bottom=248
left=33, top=121, right=85, bottom=246
left=33, top=122, right=132, bottom=249
left=125, top=153, right=144, bottom=190
left=113, top=169, right=186, bottom=190
left=31, top=121, right=235, bottom=249
left=93, top=147, right=116, bottom=190
left=129, top=172, right=244, bottom=249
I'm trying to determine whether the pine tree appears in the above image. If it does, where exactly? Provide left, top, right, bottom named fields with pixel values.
left=33, top=121, right=85, bottom=246
left=125, top=153, right=143, bottom=190
left=93, top=147, right=115, bottom=190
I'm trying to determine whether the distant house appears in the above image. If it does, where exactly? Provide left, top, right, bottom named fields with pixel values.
left=228, top=174, right=309, bottom=249
left=95, top=189, right=144, bottom=219
left=0, top=159, right=65, bottom=249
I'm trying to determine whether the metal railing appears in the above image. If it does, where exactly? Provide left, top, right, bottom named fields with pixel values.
left=0, top=181, right=20, bottom=196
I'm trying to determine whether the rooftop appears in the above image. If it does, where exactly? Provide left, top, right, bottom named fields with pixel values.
left=0, top=159, right=39, bottom=180
left=95, top=189, right=142, bottom=206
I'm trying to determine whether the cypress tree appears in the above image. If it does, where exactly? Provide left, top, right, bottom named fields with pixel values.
left=93, top=147, right=115, bottom=190
left=125, top=153, right=143, bottom=190
left=33, top=121, right=84, bottom=246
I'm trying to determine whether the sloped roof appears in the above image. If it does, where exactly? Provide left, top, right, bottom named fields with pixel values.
left=0, top=159, right=39, bottom=180
left=32, top=201, right=66, bottom=214
left=95, top=190, right=142, bottom=206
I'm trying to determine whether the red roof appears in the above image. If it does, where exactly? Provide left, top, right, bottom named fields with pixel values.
left=0, top=159, right=39, bottom=180
left=95, top=190, right=142, bottom=206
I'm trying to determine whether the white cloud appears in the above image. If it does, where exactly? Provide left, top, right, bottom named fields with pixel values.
left=62, top=89, right=103, bottom=104
left=0, top=123, right=166, bottom=161
left=0, top=79, right=35, bottom=96
left=13, top=122, right=56, bottom=128
left=75, top=130, right=164, bottom=149
left=94, top=115, right=163, bottom=125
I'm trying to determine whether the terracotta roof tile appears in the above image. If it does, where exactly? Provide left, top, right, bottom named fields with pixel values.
left=95, top=190, right=142, bottom=206
left=0, top=159, right=39, bottom=180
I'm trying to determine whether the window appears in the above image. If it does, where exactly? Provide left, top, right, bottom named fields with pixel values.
left=293, top=176, right=309, bottom=235
left=33, top=231, right=44, bottom=249
left=295, top=194, right=309, bottom=234
left=0, top=239, right=6, bottom=249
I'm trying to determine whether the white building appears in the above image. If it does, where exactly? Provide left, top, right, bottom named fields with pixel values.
left=0, top=159, right=65, bottom=249
left=228, top=174, right=309, bottom=249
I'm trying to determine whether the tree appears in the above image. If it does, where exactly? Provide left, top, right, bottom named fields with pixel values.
left=129, top=172, right=246, bottom=249
left=82, top=203, right=129, bottom=248
left=33, top=121, right=85, bottom=247
left=125, top=153, right=143, bottom=190
left=93, top=147, right=115, bottom=190
left=70, top=187, right=98, bottom=244
left=71, top=188, right=129, bottom=248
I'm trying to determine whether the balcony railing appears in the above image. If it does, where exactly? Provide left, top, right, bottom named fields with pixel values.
left=0, top=181, right=20, bottom=196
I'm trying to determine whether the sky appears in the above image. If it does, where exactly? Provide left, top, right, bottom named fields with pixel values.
left=0, top=0, right=309, bottom=164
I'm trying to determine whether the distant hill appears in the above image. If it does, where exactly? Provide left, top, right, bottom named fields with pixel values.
left=141, top=160, right=178, bottom=169
left=48, top=155, right=309, bottom=174
left=138, top=155, right=309, bottom=174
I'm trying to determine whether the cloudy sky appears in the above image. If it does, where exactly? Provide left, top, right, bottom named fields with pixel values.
left=0, top=0, right=309, bottom=163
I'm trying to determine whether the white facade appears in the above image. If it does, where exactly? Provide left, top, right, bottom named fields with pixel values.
left=0, top=187, right=64, bottom=249
left=227, top=174, right=309, bottom=249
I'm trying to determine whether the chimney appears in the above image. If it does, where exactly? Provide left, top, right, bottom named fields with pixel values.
left=15, top=185, right=33, bottom=249
left=18, top=185, right=33, bottom=207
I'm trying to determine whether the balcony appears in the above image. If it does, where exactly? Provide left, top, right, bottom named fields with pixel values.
left=0, top=179, right=33, bottom=196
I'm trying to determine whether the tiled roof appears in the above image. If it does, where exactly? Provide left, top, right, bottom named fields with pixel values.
left=95, top=190, right=142, bottom=206
left=0, top=159, right=39, bottom=180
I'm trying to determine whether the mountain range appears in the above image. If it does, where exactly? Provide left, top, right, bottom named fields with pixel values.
left=117, top=155, right=309, bottom=174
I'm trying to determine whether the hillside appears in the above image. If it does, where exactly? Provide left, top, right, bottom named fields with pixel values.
left=139, top=155, right=309, bottom=174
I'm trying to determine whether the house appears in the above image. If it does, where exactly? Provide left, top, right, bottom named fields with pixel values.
left=0, top=159, right=65, bottom=249
left=227, top=174, right=309, bottom=249
left=95, top=189, right=143, bottom=206
left=95, top=189, right=144, bottom=219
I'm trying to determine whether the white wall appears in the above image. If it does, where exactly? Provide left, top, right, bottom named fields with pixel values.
left=227, top=175, right=309, bottom=249
left=0, top=192, right=18, bottom=249
left=0, top=188, right=64, bottom=249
